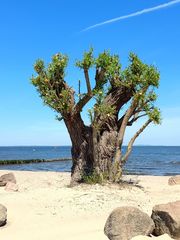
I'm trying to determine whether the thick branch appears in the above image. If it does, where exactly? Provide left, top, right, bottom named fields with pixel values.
left=117, top=101, right=137, bottom=147
left=84, top=68, right=92, bottom=94
left=74, top=67, right=105, bottom=113
left=117, top=85, right=152, bottom=128
left=114, top=85, right=152, bottom=165
left=74, top=94, right=92, bottom=113
left=121, top=119, right=152, bottom=164
left=74, top=68, right=93, bottom=113
left=104, top=86, right=133, bottom=113
left=113, top=101, right=137, bottom=164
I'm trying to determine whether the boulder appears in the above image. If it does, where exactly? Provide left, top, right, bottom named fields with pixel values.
left=131, top=233, right=174, bottom=240
left=168, top=176, right=180, bottom=186
left=0, top=204, right=7, bottom=227
left=151, top=201, right=180, bottom=239
left=104, top=206, right=155, bottom=240
left=0, top=181, right=6, bottom=187
left=0, top=172, right=16, bottom=187
left=5, top=182, right=18, bottom=192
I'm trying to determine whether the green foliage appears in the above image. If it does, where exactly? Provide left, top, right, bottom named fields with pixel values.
left=33, top=59, right=45, bottom=74
left=76, top=49, right=121, bottom=90
left=122, top=53, right=160, bottom=89
left=88, top=89, right=116, bottom=127
left=31, top=49, right=161, bottom=127
left=148, top=107, right=161, bottom=124
left=82, top=171, right=108, bottom=184
left=31, top=53, right=73, bottom=115
left=76, top=47, right=95, bottom=69
left=119, top=53, right=161, bottom=125
left=95, top=51, right=121, bottom=89
left=88, top=103, right=115, bottom=127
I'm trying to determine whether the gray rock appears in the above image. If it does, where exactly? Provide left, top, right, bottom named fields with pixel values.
left=0, top=181, right=6, bottom=187
left=151, top=201, right=180, bottom=239
left=168, top=176, right=180, bottom=186
left=0, top=172, right=16, bottom=187
left=104, top=206, right=155, bottom=240
left=0, top=204, right=7, bottom=227
left=5, top=182, right=18, bottom=192
left=131, top=233, right=174, bottom=240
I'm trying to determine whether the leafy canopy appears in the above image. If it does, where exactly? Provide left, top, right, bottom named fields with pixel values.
left=31, top=49, right=161, bottom=125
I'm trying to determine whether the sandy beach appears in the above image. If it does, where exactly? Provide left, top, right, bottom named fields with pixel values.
left=0, top=170, right=179, bottom=240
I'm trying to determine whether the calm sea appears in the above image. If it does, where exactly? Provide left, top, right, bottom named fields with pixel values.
left=0, top=146, right=179, bottom=175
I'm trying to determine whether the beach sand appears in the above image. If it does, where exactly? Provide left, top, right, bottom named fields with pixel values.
left=0, top=170, right=179, bottom=240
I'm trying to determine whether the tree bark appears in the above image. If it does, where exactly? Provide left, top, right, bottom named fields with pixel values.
left=64, top=87, right=151, bottom=185
left=64, top=113, right=119, bottom=185
left=65, top=112, right=151, bottom=185
left=64, top=113, right=92, bottom=185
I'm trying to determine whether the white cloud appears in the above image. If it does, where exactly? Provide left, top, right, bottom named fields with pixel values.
left=82, top=0, right=180, bottom=31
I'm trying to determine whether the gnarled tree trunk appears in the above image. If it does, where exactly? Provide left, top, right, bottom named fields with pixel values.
left=65, top=112, right=120, bottom=185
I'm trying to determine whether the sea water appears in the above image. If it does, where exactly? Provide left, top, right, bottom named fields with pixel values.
left=0, top=146, right=179, bottom=175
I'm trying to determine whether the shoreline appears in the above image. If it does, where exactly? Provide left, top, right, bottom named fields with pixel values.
left=0, top=170, right=179, bottom=239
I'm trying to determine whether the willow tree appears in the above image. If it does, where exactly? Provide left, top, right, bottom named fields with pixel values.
left=31, top=49, right=161, bottom=185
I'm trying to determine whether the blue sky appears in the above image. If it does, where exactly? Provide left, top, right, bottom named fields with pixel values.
left=0, top=0, right=180, bottom=146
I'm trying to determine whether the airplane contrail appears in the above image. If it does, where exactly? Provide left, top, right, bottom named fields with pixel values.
left=82, top=0, right=180, bottom=32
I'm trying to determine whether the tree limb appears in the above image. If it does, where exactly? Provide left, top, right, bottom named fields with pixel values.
left=74, top=94, right=93, bottom=113
left=84, top=68, right=92, bottom=94
left=113, top=100, right=138, bottom=165
left=103, top=86, right=133, bottom=113
left=127, top=113, right=147, bottom=126
left=117, top=85, right=152, bottom=128
left=74, top=67, right=105, bottom=113
left=74, top=68, right=93, bottom=113
left=121, top=119, right=152, bottom=164
left=118, top=110, right=147, bottom=129
left=117, top=101, right=137, bottom=147
left=113, top=86, right=151, bottom=163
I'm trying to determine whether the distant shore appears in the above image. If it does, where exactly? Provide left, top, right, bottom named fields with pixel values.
left=0, top=158, right=72, bottom=165
left=0, top=146, right=179, bottom=175
left=0, top=170, right=180, bottom=240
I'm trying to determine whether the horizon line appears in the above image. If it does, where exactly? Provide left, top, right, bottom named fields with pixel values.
left=0, top=145, right=180, bottom=147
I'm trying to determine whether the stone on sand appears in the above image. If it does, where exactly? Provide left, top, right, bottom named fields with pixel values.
left=0, top=204, right=7, bottom=227
left=0, top=172, right=16, bottom=187
left=131, top=233, right=174, bottom=240
left=5, top=182, right=18, bottom=192
left=151, top=201, right=180, bottom=239
left=168, top=176, right=180, bottom=186
left=104, top=206, right=154, bottom=240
